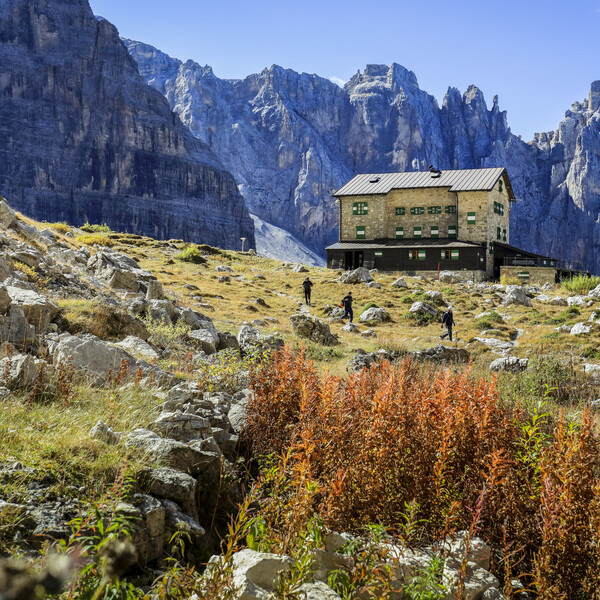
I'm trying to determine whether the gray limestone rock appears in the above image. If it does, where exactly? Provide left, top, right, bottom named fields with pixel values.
left=5, top=286, right=59, bottom=332
left=144, top=467, right=197, bottom=517
left=339, top=267, right=373, bottom=284
left=0, top=306, right=37, bottom=349
left=90, top=420, right=121, bottom=445
left=438, top=271, right=464, bottom=283
left=147, top=412, right=211, bottom=442
left=391, top=278, right=408, bottom=288
left=502, top=286, right=532, bottom=307
left=113, top=336, right=159, bottom=362
left=408, top=302, right=438, bottom=317
left=359, top=307, right=390, bottom=323
left=549, top=297, right=568, bottom=306
left=489, top=356, right=529, bottom=373
left=410, top=344, right=471, bottom=364
left=290, top=314, right=339, bottom=346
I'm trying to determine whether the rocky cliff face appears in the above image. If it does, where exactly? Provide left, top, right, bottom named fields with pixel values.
left=0, top=0, right=254, bottom=250
left=127, top=40, right=600, bottom=273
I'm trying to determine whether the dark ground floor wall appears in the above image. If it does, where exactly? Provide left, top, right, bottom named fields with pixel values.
left=327, top=246, right=485, bottom=273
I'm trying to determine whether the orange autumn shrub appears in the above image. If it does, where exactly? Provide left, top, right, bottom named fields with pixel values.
left=244, top=346, right=600, bottom=596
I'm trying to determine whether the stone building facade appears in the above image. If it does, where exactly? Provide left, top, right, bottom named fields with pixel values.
left=327, top=167, right=538, bottom=279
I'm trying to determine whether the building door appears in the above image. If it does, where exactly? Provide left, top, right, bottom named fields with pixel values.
left=344, top=251, right=364, bottom=270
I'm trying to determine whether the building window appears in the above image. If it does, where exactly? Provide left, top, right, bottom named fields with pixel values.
left=448, top=225, right=457, bottom=238
left=352, top=202, right=368, bottom=215
left=467, top=212, right=476, bottom=225
left=430, top=226, right=439, bottom=238
left=503, top=228, right=507, bottom=242
left=410, top=206, right=425, bottom=215
left=375, top=251, right=383, bottom=257
left=494, top=201, right=505, bottom=215
left=413, top=226, right=422, bottom=238
left=395, top=207, right=405, bottom=215
left=441, top=249, right=450, bottom=260
left=489, top=241, right=494, bottom=254
left=418, top=250, right=426, bottom=260
left=356, top=226, right=366, bottom=239
left=408, top=249, right=426, bottom=260
left=427, top=206, right=442, bottom=214
left=499, top=179, right=503, bottom=193
left=445, top=205, right=457, bottom=214
left=497, top=226, right=502, bottom=240
left=451, top=250, right=459, bottom=260
left=395, top=227, right=404, bottom=239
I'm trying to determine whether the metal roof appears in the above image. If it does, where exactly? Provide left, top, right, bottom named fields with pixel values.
left=326, top=239, right=482, bottom=251
left=334, top=167, right=515, bottom=200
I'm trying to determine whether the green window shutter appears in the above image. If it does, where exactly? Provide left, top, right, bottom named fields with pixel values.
left=451, top=250, right=459, bottom=260
left=418, top=250, right=426, bottom=260
left=395, top=207, right=405, bottom=216
left=448, top=225, right=457, bottom=238
left=410, top=207, right=416, bottom=215
left=356, top=226, right=366, bottom=239
left=489, top=241, right=494, bottom=254
left=374, top=251, right=383, bottom=257
left=411, top=207, right=424, bottom=215
left=408, top=250, right=413, bottom=260
left=430, top=226, right=439, bottom=238
left=467, top=212, right=476, bottom=225
left=503, top=228, right=507, bottom=242
left=413, top=226, right=422, bottom=238
left=427, top=206, right=442, bottom=215
left=395, top=227, right=404, bottom=239
left=445, top=205, right=457, bottom=214
left=440, top=249, right=446, bottom=259
left=353, top=202, right=368, bottom=215
left=497, top=226, right=501, bottom=240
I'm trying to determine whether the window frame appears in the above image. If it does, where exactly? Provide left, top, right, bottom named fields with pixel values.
left=395, top=207, right=405, bottom=216
left=352, top=202, right=368, bottom=215
left=427, top=206, right=442, bottom=215
left=410, top=206, right=425, bottom=215
left=445, top=205, right=457, bottom=214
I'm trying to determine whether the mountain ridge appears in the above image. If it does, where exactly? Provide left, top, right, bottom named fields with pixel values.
left=125, top=39, right=600, bottom=273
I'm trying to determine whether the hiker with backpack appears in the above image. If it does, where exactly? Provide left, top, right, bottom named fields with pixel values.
left=302, top=277, right=314, bottom=306
left=340, top=291, right=354, bottom=323
left=440, top=306, right=455, bottom=341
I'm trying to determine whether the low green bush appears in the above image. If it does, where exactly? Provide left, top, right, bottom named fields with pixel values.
left=80, top=221, right=111, bottom=233
left=561, top=274, right=600, bottom=295
left=360, top=302, right=379, bottom=315
left=175, top=245, right=207, bottom=264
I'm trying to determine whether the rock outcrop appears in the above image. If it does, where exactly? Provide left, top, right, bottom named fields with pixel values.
left=0, top=0, right=254, bottom=251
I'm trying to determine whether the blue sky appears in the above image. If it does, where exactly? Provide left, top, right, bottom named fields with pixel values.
left=89, top=0, right=600, bottom=141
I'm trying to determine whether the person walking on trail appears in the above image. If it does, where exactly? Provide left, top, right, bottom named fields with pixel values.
left=302, top=277, right=314, bottom=306
left=441, top=306, right=455, bottom=342
left=341, top=291, right=354, bottom=323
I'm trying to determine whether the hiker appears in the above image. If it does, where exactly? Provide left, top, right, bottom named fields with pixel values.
left=302, top=277, right=314, bottom=305
left=440, top=306, right=455, bottom=342
left=341, top=291, right=354, bottom=323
